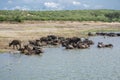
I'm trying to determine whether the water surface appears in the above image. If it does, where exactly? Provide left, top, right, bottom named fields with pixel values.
left=0, top=36, right=120, bottom=80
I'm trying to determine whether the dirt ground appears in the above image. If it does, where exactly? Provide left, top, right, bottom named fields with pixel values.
left=0, top=21, right=120, bottom=52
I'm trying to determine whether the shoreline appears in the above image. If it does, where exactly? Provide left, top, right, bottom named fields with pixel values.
left=0, top=21, right=120, bottom=52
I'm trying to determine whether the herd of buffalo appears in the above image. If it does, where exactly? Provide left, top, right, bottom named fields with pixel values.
left=88, top=32, right=120, bottom=37
left=9, top=32, right=119, bottom=55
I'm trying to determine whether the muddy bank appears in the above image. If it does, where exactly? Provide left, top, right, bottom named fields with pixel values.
left=0, top=21, right=120, bottom=52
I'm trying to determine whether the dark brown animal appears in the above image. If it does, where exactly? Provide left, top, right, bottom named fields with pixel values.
left=97, top=42, right=113, bottom=48
left=29, top=40, right=41, bottom=46
left=32, top=46, right=44, bottom=54
left=9, top=40, right=21, bottom=49
left=104, top=44, right=113, bottom=48
left=88, top=32, right=95, bottom=36
left=97, top=42, right=104, bottom=48
left=19, top=45, right=44, bottom=55
left=65, top=45, right=74, bottom=49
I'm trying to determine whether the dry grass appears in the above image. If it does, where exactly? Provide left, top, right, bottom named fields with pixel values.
left=0, top=21, right=120, bottom=52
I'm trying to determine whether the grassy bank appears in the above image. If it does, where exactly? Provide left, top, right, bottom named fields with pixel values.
left=0, top=21, right=120, bottom=52
left=0, top=10, right=120, bottom=22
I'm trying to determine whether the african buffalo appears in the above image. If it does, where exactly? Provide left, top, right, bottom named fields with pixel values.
left=9, top=40, right=21, bottom=49
left=97, top=42, right=113, bottom=48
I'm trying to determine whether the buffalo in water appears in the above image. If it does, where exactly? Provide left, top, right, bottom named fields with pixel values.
left=97, top=42, right=113, bottom=48
left=19, top=45, right=44, bottom=55
left=29, top=40, right=41, bottom=46
left=96, top=32, right=120, bottom=37
left=40, top=35, right=60, bottom=46
left=62, top=37, right=94, bottom=49
left=8, top=34, right=115, bottom=55
left=9, top=40, right=21, bottom=49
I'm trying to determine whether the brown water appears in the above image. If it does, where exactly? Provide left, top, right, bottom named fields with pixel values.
left=0, top=36, right=120, bottom=80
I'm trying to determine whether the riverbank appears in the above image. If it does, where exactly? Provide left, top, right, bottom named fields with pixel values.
left=0, top=21, right=120, bottom=52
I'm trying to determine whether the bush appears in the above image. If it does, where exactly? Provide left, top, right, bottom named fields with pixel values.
left=0, top=10, right=120, bottom=22
left=14, top=16, right=23, bottom=22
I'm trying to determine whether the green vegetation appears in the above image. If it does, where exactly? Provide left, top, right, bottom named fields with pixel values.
left=0, top=9, right=120, bottom=22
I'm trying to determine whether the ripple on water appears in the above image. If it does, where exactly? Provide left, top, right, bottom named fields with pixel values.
left=0, top=36, right=120, bottom=80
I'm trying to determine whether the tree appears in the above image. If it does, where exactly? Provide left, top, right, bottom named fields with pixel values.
left=105, top=12, right=120, bottom=21
left=14, top=16, right=23, bottom=22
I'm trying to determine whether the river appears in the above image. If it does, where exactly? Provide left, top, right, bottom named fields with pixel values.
left=0, top=36, right=120, bottom=80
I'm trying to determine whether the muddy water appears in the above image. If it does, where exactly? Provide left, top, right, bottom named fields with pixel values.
left=0, top=36, right=120, bottom=80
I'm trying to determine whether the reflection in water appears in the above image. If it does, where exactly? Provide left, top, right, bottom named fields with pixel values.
left=0, top=36, right=120, bottom=80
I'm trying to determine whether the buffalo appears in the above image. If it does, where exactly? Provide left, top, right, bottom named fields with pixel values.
left=9, top=40, right=21, bottom=49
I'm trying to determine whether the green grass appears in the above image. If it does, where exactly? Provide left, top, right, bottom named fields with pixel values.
left=0, top=50, right=5, bottom=53
left=0, top=9, right=120, bottom=22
